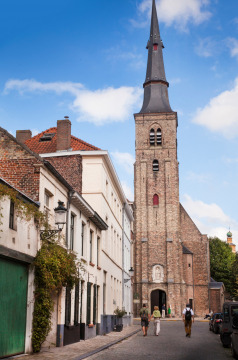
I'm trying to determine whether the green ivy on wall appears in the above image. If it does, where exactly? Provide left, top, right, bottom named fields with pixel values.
left=0, top=183, right=47, bottom=230
left=32, top=236, right=80, bottom=352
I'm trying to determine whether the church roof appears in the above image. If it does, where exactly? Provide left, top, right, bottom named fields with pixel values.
left=209, top=278, right=224, bottom=289
left=25, top=127, right=100, bottom=154
left=140, top=0, right=172, bottom=113
left=182, top=244, right=193, bottom=255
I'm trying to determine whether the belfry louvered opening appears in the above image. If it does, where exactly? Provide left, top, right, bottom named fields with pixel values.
left=150, top=129, right=155, bottom=145
left=157, top=128, right=162, bottom=145
left=153, top=160, right=159, bottom=172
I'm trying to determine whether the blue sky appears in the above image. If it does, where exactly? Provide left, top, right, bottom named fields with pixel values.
left=1, top=0, right=238, bottom=245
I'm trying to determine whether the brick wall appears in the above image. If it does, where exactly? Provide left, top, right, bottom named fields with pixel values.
left=180, top=204, right=210, bottom=316
left=133, top=111, right=210, bottom=317
left=134, top=112, right=185, bottom=315
left=0, top=129, right=41, bottom=201
left=45, top=155, right=82, bottom=194
left=210, top=289, right=222, bottom=313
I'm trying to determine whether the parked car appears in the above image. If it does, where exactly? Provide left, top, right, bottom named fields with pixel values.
left=230, top=313, right=238, bottom=358
left=220, top=302, right=238, bottom=347
left=209, top=313, right=223, bottom=334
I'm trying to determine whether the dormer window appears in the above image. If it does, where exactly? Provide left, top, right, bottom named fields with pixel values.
left=153, top=160, right=159, bottom=172
left=157, top=129, right=162, bottom=145
left=40, top=133, right=55, bottom=142
left=150, top=129, right=155, bottom=145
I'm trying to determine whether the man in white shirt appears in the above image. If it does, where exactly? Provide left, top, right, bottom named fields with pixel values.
left=182, top=304, right=194, bottom=338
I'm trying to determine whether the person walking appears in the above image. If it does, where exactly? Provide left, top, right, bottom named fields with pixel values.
left=162, top=304, right=166, bottom=318
left=151, top=306, right=161, bottom=336
left=168, top=305, right=171, bottom=318
left=182, top=303, right=194, bottom=338
left=139, top=304, right=150, bottom=336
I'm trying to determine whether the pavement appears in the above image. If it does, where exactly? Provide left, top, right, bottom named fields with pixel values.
left=10, top=318, right=209, bottom=360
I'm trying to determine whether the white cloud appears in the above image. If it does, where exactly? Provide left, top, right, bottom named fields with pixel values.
left=227, top=37, right=238, bottom=59
left=72, top=87, right=142, bottom=125
left=132, top=0, right=212, bottom=31
left=169, top=78, right=181, bottom=85
left=4, top=79, right=83, bottom=95
left=181, top=194, right=238, bottom=245
left=31, top=129, right=39, bottom=137
left=192, top=78, right=238, bottom=138
left=121, top=181, right=134, bottom=201
left=182, top=194, right=230, bottom=224
left=105, top=47, right=145, bottom=70
left=194, top=37, right=218, bottom=58
left=223, top=157, right=238, bottom=164
left=4, top=79, right=143, bottom=126
left=111, top=152, right=135, bottom=174
left=185, top=171, right=211, bottom=183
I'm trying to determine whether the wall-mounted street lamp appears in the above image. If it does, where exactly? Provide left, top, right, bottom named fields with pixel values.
left=40, top=201, right=67, bottom=240
left=124, top=267, right=134, bottom=283
left=129, top=267, right=134, bottom=277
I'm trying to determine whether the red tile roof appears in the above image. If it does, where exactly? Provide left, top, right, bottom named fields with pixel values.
left=25, top=127, right=101, bottom=154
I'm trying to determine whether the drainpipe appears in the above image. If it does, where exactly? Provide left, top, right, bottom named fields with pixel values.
left=122, top=203, right=125, bottom=309
left=192, top=254, right=195, bottom=314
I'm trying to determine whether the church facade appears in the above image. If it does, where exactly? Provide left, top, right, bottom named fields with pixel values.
left=133, top=0, right=210, bottom=317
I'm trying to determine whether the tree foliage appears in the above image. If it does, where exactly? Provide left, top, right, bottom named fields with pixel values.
left=209, top=236, right=237, bottom=297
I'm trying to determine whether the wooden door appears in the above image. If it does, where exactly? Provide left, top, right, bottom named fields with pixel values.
left=0, top=257, right=28, bottom=358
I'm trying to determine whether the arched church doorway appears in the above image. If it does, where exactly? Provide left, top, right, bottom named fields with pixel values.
left=151, top=289, right=166, bottom=314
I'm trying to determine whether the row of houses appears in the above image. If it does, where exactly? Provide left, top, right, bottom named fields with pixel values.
left=0, top=119, right=134, bottom=358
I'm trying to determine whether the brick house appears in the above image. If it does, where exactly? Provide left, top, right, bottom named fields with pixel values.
left=133, top=0, right=210, bottom=317
left=16, top=118, right=134, bottom=333
left=0, top=127, right=110, bottom=355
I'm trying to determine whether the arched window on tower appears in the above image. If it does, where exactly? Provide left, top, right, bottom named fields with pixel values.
left=157, top=128, right=162, bottom=145
left=153, top=160, right=159, bottom=172
left=150, top=129, right=155, bottom=145
left=153, top=194, right=159, bottom=206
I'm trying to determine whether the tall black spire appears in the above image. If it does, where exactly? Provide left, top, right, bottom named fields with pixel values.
left=140, top=0, right=172, bottom=113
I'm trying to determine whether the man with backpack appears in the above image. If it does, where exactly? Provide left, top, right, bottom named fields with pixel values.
left=182, top=303, right=194, bottom=337
left=139, top=304, right=150, bottom=336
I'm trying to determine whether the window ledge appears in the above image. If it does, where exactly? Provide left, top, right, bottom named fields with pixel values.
left=80, top=256, right=87, bottom=263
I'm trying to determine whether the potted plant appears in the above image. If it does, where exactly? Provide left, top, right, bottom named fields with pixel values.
left=133, top=292, right=140, bottom=304
left=114, top=307, right=126, bottom=332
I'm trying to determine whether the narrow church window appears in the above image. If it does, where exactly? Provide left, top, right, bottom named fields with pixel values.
left=150, top=129, right=155, bottom=145
left=153, top=160, right=159, bottom=172
left=157, top=128, right=162, bottom=145
left=153, top=44, right=158, bottom=51
left=153, top=194, right=159, bottom=206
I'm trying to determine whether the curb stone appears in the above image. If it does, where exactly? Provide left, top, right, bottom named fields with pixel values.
left=73, top=328, right=141, bottom=360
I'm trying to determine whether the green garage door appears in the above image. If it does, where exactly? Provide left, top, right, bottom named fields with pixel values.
left=0, top=257, right=28, bottom=358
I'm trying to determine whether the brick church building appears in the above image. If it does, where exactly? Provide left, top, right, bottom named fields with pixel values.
left=133, top=0, right=210, bottom=317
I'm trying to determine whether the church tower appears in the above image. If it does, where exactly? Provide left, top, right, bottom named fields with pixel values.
left=134, top=0, right=185, bottom=316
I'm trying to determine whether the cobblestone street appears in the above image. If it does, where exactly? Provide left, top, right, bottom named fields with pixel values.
left=87, top=321, right=232, bottom=360
left=11, top=320, right=233, bottom=360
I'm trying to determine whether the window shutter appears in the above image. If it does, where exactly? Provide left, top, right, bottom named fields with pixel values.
left=93, top=284, right=97, bottom=325
left=87, top=282, right=91, bottom=325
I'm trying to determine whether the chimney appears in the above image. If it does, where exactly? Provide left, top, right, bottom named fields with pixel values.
left=16, top=130, right=32, bottom=143
left=57, top=116, right=72, bottom=151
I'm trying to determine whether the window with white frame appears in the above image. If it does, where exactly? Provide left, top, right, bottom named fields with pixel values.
left=81, top=222, right=85, bottom=257
left=69, top=213, right=75, bottom=250
left=9, top=200, right=16, bottom=230
left=90, top=230, right=93, bottom=263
